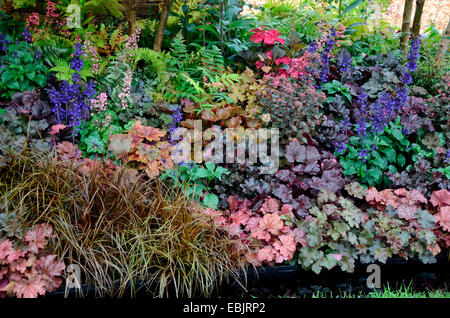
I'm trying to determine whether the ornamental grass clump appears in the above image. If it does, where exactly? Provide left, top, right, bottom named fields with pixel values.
left=0, top=147, right=247, bottom=297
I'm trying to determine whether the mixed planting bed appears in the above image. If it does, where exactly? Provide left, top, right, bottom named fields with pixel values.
left=0, top=0, right=449, bottom=298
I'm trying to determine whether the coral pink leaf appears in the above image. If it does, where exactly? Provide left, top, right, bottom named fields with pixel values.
left=430, top=189, right=450, bottom=208
left=13, top=277, right=47, bottom=298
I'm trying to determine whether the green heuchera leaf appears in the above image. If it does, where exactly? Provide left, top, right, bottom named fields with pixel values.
left=417, top=230, right=436, bottom=245
left=85, top=132, right=105, bottom=154
left=416, top=209, right=437, bottom=229
left=203, top=193, right=219, bottom=209
left=373, top=247, right=389, bottom=263
left=418, top=250, right=437, bottom=264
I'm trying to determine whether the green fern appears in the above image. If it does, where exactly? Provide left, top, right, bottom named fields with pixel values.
left=50, top=58, right=94, bottom=82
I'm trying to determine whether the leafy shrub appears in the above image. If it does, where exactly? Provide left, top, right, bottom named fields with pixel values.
left=257, top=74, right=326, bottom=141
left=337, top=117, right=433, bottom=187
left=161, top=161, right=229, bottom=209
left=0, top=37, right=48, bottom=99
left=0, top=92, right=56, bottom=167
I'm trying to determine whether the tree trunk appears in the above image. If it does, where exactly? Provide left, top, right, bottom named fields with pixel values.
left=435, top=18, right=450, bottom=68
left=411, top=0, right=426, bottom=39
left=153, top=0, right=173, bottom=51
left=400, top=0, right=414, bottom=52
left=338, top=0, right=342, bottom=20
left=127, top=0, right=137, bottom=36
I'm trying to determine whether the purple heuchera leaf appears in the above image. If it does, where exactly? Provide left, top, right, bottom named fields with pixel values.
left=275, top=170, right=296, bottom=183
left=310, top=170, right=345, bottom=193
left=295, top=194, right=312, bottom=215
left=321, top=158, right=341, bottom=171
left=273, top=184, right=293, bottom=203
left=285, top=139, right=306, bottom=163
left=304, top=162, right=321, bottom=175
left=285, top=139, right=321, bottom=163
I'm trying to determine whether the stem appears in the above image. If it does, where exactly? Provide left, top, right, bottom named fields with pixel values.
left=338, top=0, right=342, bottom=20
left=400, top=0, right=414, bottom=53
left=411, top=0, right=426, bottom=39
left=220, top=0, right=223, bottom=52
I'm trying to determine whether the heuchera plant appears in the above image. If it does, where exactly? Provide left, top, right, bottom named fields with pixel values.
left=0, top=224, right=65, bottom=298
left=108, top=121, right=173, bottom=178
left=204, top=196, right=297, bottom=266
left=291, top=188, right=439, bottom=274
left=430, top=189, right=450, bottom=233
left=257, top=75, right=326, bottom=141
left=274, top=139, right=346, bottom=216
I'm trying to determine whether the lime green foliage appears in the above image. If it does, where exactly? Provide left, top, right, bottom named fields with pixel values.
left=161, top=162, right=229, bottom=209
left=83, top=0, right=125, bottom=18
left=11, top=0, right=36, bottom=8
left=50, top=57, right=94, bottom=82
left=0, top=41, right=48, bottom=99
left=337, top=118, right=434, bottom=187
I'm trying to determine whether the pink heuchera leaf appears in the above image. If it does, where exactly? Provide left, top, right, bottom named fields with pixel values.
left=273, top=234, right=296, bottom=261
left=245, top=252, right=261, bottom=266
left=11, top=256, right=33, bottom=274
left=406, top=189, right=427, bottom=204
left=251, top=228, right=271, bottom=242
left=256, top=246, right=276, bottom=263
left=12, top=276, right=47, bottom=298
left=25, top=224, right=54, bottom=254
left=36, top=255, right=66, bottom=291
left=258, top=213, right=283, bottom=235
left=280, top=204, right=293, bottom=217
left=430, top=189, right=450, bottom=208
left=230, top=210, right=250, bottom=226
left=0, top=267, right=7, bottom=280
left=397, top=204, right=417, bottom=221
left=226, top=223, right=243, bottom=237
left=293, top=228, right=308, bottom=246
left=0, top=240, right=13, bottom=261
left=393, top=188, right=408, bottom=197
left=434, top=206, right=450, bottom=232
left=259, top=197, right=279, bottom=214
left=250, top=27, right=285, bottom=45
left=245, top=216, right=261, bottom=233
left=274, top=56, right=290, bottom=66
left=366, top=188, right=399, bottom=210
left=361, top=213, right=369, bottom=224
left=331, top=253, right=343, bottom=261
left=226, top=195, right=241, bottom=212
left=427, top=243, right=441, bottom=256
left=49, top=124, right=66, bottom=135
